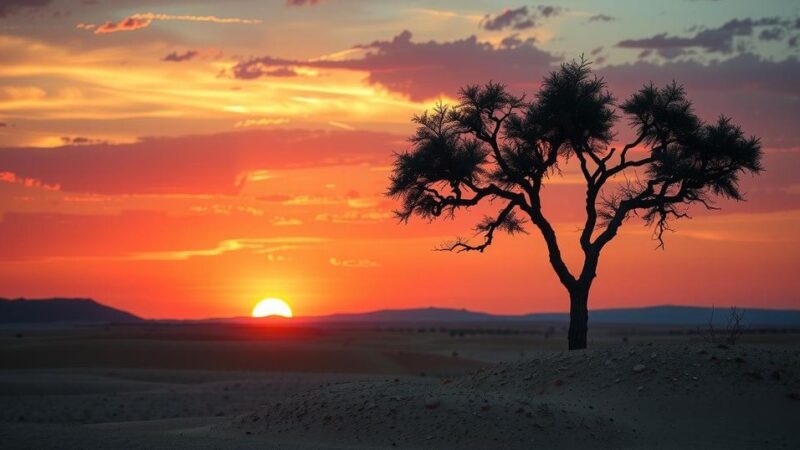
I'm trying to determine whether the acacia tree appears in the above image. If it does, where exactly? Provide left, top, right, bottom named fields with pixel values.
left=387, top=60, right=762, bottom=350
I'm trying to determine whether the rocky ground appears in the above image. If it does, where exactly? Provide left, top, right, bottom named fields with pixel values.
left=1, top=341, right=798, bottom=449
left=223, top=342, right=800, bottom=449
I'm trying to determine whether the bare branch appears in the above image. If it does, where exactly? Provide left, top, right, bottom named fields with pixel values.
left=437, top=201, right=522, bottom=253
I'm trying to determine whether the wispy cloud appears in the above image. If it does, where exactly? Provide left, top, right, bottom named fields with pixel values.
left=0, top=171, right=60, bottom=191
left=234, top=117, right=290, bottom=128
left=162, top=50, right=199, bottom=62
left=81, top=12, right=261, bottom=35
left=130, top=237, right=327, bottom=261
left=315, top=210, right=392, bottom=224
left=329, top=257, right=380, bottom=268
left=286, top=0, right=322, bottom=6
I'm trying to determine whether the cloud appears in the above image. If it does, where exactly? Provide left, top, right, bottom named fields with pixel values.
left=0, top=0, right=50, bottom=18
left=233, top=118, right=290, bottom=128
left=231, top=31, right=559, bottom=101
left=0, top=209, right=332, bottom=262
left=83, top=12, right=261, bottom=34
left=759, top=27, right=785, bottom=41
left=188, top=204, right=264, bottom=217
left=479, top=5, right=564, bottom=31
left=588, top=14, right=616, bottom=23
left=599, top=53, right=800, bottom=148
left=329, top=257, right=380, bottom=268
left=286, top=0, right=321, bottom=5
left=61, top=136, right=106, bottom=146
left=259, top=67, right=299, bottom=77
left=0, top=171, right=59, bottom=191
left=131, top=237, right=323, bottom=261
left=618, top=17, right=797, bottom=55
left=0, top=129, right=399, bottom=195
left=315, top=210, right=392, bottom=224
left=272, top=217, right=303, bottom=226
left=94, top=16, right=152, bottom=34
left=602, top=53, right=799, bottom=98
left=162, top=50, right=199, bottom=62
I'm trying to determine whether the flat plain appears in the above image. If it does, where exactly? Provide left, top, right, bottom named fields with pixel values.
left=1, top=323, right=798, bottom=449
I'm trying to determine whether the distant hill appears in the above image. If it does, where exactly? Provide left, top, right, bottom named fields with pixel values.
left=4, top=299, right=797, bottom=327
left=298, top=305, right=800, bottom=327
left=0, top=298, right=142, bottom=324
left=315, top=307, right=497, bottom=323
left=519, top=305, right=800, bottom=327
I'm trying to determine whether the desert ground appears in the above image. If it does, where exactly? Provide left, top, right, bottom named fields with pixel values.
left=1, top=322, right=798, bottom=449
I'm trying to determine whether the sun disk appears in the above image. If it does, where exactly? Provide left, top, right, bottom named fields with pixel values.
left=252, top=298, right=293, bottom=318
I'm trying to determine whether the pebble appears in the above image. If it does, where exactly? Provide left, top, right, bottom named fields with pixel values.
left=424, top=398, right=441, bottom=410
left=633, top=364, right=647, bottom=373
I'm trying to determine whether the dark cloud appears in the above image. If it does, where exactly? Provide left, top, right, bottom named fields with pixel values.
left=480, top=5, right=563, bottom=31
left=60, top=136, right=106, bottom=146
left=231, top=31, right=559, bottom=101
left=759, top=27, right=785, bottom=41
left=602, top=53, right=799, bottom=102
left=260, top=67, right=298, bottom=77
left=618, top=17, right=796, bottom=55
left=599, top=54, right=800, bottom=148
left=790, top=35, right=799, bottom=48
left=162, top=50, right=199, bottom=63
left=538, top=6, right=560, bottom=18
left=0, top=0, right=50, bottom=18
left=656, top=47, right=689, bottom=60
left=286, top=0, right=321, bottom=5
left=588, top=14, right=616, bottom=23
left=499, top=34, right=536, bottom=49
left=481, top=6, right=529, bottom=31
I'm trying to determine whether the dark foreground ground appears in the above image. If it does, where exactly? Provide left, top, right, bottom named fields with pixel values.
left=0, top=323, right=798, bottom=449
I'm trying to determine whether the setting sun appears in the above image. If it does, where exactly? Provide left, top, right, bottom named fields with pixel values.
left=252, top=298, right=293, bottom=318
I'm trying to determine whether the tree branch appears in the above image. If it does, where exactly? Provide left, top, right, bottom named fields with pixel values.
left=438, top=201, right=521, bottom=253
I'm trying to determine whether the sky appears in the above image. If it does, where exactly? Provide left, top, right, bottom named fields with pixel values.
left=1, top=0, right=799, bottom=319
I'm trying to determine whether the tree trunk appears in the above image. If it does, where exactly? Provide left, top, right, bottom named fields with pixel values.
left=567, top=284, right=590, bottom=350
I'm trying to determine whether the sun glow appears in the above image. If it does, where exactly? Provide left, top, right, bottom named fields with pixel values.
left=252, top=297, right=293, bottom=318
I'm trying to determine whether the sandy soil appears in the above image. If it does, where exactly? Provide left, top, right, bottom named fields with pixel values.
left=1, top=326, right=798, bottom=449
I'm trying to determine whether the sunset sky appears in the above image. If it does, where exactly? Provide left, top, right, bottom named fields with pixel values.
left=1, top=0, right=799, bottom=319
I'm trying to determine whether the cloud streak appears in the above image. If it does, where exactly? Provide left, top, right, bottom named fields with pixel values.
left=162, top=50, right=199, bottom=62
left=618, top=17, right=799, bottom=55
left=0, top=129, right=399, bottom=195
left=329, top=257, right=380, bottom=268
left=131, top=237, right=326, bottom=261
left=0, top=171, right=60, bottom=191
left=82, top=12, right=262, bottom=34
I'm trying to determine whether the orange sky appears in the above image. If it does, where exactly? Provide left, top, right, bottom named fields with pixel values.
left=1, top=1, right=799, bottom=318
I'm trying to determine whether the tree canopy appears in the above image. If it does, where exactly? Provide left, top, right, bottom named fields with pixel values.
left=387, top=58, right=762, bottom=349
left=388, top=59, right=762, bottom=258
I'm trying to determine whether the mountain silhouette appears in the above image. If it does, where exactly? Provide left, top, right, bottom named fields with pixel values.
left=0, top=298, right=142, bottom=324
left=300, top=305, right=800, bottom=327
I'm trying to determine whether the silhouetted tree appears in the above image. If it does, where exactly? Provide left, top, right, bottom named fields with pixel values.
left=387, top=59, right=762, bottom=350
